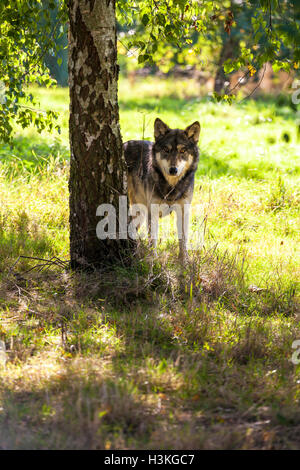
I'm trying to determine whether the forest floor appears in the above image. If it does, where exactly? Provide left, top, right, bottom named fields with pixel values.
left=0, top=77, right=299, bottom=449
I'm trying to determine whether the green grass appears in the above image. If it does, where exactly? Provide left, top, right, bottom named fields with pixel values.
left=0, top=77, right=299, bottom=449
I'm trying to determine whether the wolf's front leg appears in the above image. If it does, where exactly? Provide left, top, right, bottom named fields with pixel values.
left=128, top=204, right=146, bottom=240
left=148, top=207, right=159, bottom=255
left=177, top=203, right=190, bottom=263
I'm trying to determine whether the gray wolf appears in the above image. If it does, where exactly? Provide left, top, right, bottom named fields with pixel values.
left=124, top=118, right=200, bottom=261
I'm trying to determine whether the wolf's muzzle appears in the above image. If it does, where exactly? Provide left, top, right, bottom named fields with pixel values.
left=169, top=167, right=178, bottom=175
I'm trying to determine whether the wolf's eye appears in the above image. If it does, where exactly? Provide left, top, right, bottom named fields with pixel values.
left=163, top=146, right=170, bottom=153
left=179, top=148, right=186, bottom=153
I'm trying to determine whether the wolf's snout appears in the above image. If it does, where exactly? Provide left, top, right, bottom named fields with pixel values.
left=169, top=167, right=178, bottom=175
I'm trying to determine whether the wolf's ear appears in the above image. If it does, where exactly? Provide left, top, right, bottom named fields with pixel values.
left=184, top=121, right=201, bottom=143
left=154, top=118, right=170, bottom=140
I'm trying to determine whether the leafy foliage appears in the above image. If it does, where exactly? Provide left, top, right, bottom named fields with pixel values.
left=117, top=1, right=300, bottom=97
left=118, top=1, right=300, bottom=65
left=0, top=0, right=67, bottom=142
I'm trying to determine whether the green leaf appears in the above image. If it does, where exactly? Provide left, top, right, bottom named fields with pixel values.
left=223, top=59, right=234, bottom=74
left=142, top=14, right=149, bottom=26
left=138, top=54, right=150, bottom=64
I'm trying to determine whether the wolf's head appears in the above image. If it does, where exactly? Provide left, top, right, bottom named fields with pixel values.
left=153, top=118, right=200, bottom=186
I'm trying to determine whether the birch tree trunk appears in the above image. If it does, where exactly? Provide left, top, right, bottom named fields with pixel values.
left=68, top=0, right=131, bottom=268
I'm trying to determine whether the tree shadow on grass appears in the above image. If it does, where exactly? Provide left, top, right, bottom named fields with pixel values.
left=196, top=149, right=283, bottom=180
left=196, top=151, right=292, bottom=180
left=1, top=349, right=299, bottom=449
left=0, top=258, right=299, bottom=449
left=119, top=95, right=205, bottom=113
left=0, top=259, right=178, bottom=448
left=120, top=93, right=298, bottom=123
left=0, top=363, right=156, bottom=449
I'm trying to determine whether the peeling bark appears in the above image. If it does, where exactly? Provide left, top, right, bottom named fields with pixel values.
left=68, top=0, right=132, bottom=268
